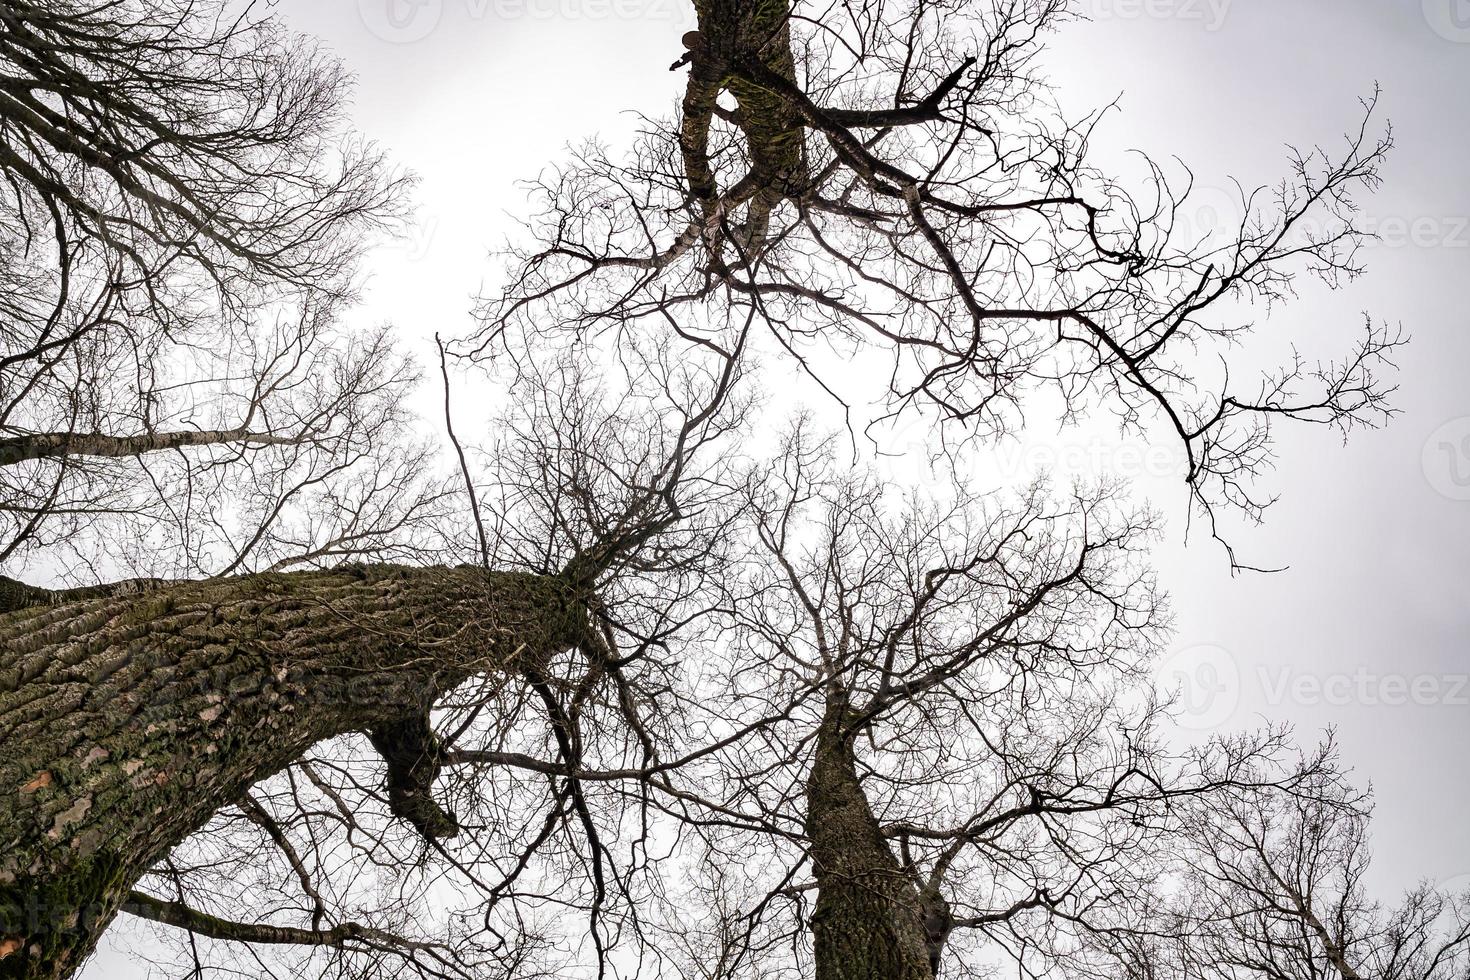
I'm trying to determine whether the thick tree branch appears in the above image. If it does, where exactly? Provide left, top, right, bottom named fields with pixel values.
left=0, top=564, right=590, bottom=980
left=0, top=427, right=308, bottom=468
left=122, top=891, right=422, bottom=951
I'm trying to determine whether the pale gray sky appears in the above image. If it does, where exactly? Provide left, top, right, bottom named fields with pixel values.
left=88, top=0, right=1470, bottom=974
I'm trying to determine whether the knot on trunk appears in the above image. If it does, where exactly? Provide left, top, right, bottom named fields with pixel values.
left=368, top=712, right=459, bottom=840
left=670, top=30, right=705, bottom=70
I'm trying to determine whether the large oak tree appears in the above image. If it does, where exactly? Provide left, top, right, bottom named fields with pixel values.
left=2, top=2, right=1464, bottom=980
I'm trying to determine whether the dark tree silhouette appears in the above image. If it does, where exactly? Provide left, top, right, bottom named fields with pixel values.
left=468, top=0, right=1413, bottom=973
left=0, top=0, right=430, bottom=574
left=478, top=0, right=1400, bottom=568
left=2, top=2, right=1457, bottom=980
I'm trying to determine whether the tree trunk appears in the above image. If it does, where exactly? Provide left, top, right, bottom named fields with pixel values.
left=805, top=694, right=935, bottom=980
left=0, top=564, right=586, bottom=980
left=697, top=0, right=804, bottom=181
left=682, top=0, right=806, bottom=250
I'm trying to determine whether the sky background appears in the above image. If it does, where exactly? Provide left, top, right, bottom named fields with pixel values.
left=88, top=0, right=1470, bottom=973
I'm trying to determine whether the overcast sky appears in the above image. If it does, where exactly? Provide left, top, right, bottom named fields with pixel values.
left=89, top=0, right=1470, bottom=973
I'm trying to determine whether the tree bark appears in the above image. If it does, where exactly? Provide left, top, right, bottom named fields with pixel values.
left=0, top=428, right=305, bottom=468
left=0, top=564, right=588, bottom=980
left=805, top=694, right=936, bottom=980
left=682, top=0, right=806, bottom=250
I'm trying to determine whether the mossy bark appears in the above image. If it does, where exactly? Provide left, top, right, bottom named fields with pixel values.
left=0, top=564, right=586, bottom=980
left=682, top=0, right=806, bottom=249
left=698, top=0, right=804, bottom=183
left=805, top=694, right=936, bottom=980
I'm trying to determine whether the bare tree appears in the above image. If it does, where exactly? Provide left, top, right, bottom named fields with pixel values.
left=0, top=1, right=1438, bottom=979
left=476, top=0, right=1400, bottom=567
left=0, top=2, right=495, bottom=976
left=458, top=0, right=1409, bottom=975
left=1178, top=767, right=1470, bottom=980
left=1064, top=754, right=1470, bottom=980
left=585, top=435, right=1345, bottom=980
left=0, top=564, right=597, bottom=978
left=0, top=0, right=427, bottom=574
left=2, top=250, right=750, bottom=979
